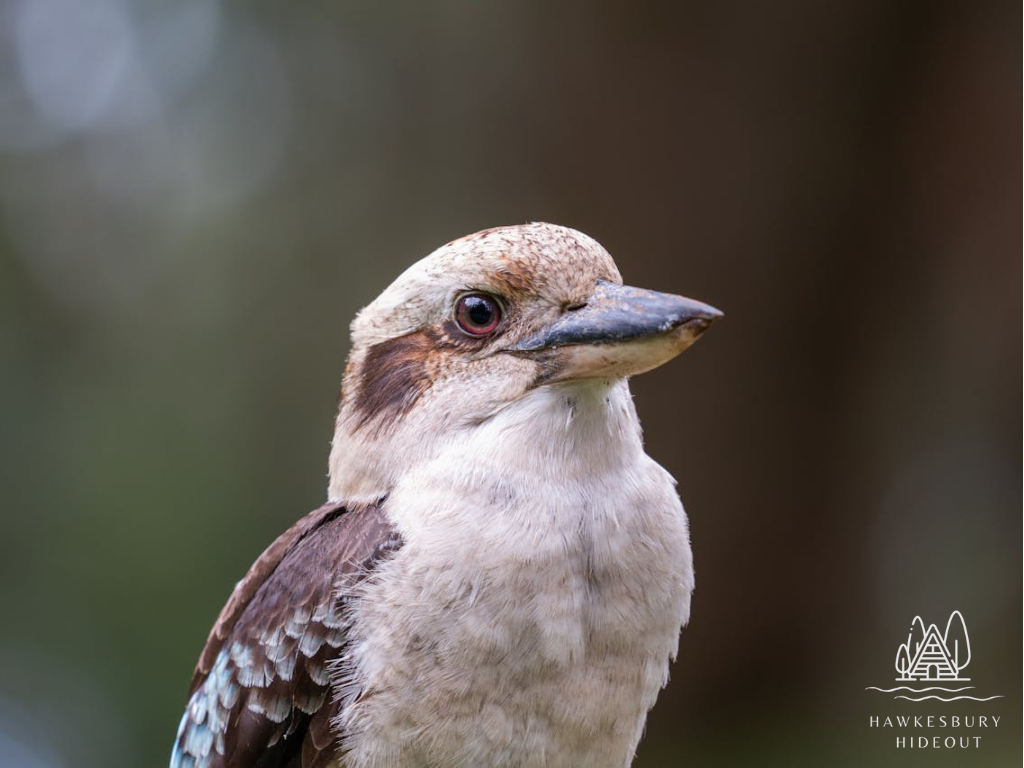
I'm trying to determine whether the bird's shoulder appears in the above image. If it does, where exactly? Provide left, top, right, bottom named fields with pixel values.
left=172, top=498, right=402, bottom=768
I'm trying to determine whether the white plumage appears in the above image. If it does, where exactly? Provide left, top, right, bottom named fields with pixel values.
left=172, top=222, right=720, bottom=768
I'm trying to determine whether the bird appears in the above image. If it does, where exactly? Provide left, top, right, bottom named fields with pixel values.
left=171, top=222, right=722, bottom=768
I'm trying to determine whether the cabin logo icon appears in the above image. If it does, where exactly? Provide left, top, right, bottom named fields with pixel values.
left=866, top=610, right=1003, bottom=702
left=895, top=611, right=969, bottom=681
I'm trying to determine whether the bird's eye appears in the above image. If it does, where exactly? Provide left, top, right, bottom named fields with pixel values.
left=454, top=293, right=502, bottom=336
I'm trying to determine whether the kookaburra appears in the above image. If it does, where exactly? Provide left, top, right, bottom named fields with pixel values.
left=171, top=223, right=721, bottom=768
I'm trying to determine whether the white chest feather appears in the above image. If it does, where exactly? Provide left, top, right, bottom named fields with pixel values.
left=336, top=381, right=693, bottom=768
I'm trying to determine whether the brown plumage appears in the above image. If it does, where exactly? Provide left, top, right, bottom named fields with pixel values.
left=174, top=501, right=401, bottom=768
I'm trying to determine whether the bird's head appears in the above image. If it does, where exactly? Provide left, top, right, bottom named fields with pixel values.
left=328, top=222, right=721, bottom=500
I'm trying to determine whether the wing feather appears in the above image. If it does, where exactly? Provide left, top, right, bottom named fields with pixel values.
left=171, top=499, right=401, bottom=768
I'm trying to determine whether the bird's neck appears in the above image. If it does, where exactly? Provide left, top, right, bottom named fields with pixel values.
left=327, top=379, right=644, bottom=503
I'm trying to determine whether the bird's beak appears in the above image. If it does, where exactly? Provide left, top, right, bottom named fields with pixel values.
left=511, top=279, right=722, bottom=381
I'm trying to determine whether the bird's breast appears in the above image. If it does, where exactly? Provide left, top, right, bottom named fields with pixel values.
left=336, top=382, right=693, bottom=767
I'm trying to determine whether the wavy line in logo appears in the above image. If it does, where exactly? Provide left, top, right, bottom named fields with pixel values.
left=894, top=695, right=1004, bottom=702
left=864, top=692, right=974, bottom=696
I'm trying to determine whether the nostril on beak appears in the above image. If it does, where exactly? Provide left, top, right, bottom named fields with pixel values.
left=564, top=302, right=587, bottom=312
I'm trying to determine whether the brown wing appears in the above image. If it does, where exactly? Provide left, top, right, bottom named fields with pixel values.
left=171, top=499, right=401, bottom=768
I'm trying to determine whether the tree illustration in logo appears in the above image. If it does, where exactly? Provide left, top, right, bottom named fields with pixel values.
left=894, top=611, right=971, bottom=681
left=944, top=610, right=970, bottom=672
left=894, top=642, right=911, bottom=679
left=869, top=610, right=1000, bottom=701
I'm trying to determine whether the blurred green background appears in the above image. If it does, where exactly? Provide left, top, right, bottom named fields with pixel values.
left=0, top=1, right=1019, bottom=766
